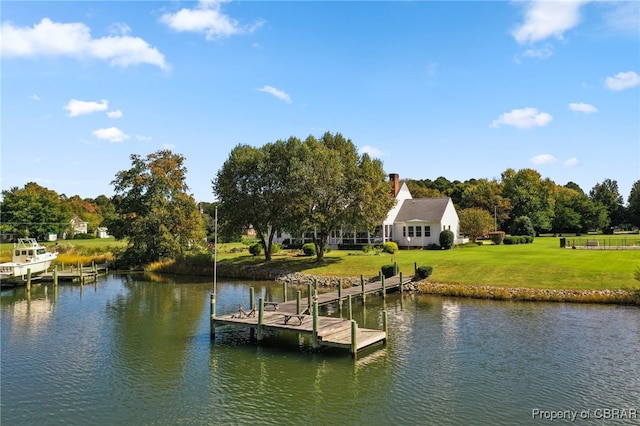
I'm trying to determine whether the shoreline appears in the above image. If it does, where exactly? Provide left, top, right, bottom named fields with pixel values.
left=155, top=263, right=640, bottom=306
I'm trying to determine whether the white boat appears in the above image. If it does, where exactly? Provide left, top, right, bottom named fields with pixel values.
left=0, top=238, right=58, bottom=284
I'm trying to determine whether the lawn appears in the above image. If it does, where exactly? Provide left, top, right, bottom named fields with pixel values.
left=221, top=237, right=640, bottom=291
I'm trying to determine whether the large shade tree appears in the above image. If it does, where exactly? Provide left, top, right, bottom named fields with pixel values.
left=0, top=182, right=69, bottom=238
left=501, top=168, right=555, bottom=233
left=589, top=179, right=625, bottom=229
left=627, top=180, right=640, bottom=228
left=458, top=207, right=495, bottom=243
left=108, top=150, right=204, bottom=266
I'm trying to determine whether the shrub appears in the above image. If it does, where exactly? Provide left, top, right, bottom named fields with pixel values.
left=439, top=230, right=455, bottom=250
left=416, top=265, right=433, bottom=279
left=511, top=216, right=535, bottom=237
left=72, top=233, right=95, bottom=240
left=488, top=231, right=505, bottom=245
left=426, top=243, right=440, bottom=250
left=362, top=244, right=373, bottom=253
left=382, top=241, right=399, bottom=254
left=524, top=235, right=534, bottom=244
left=249, top=242, right=263, bottom=256
left=381, top=263, right=398, bottom=278
left=270, top=243, right=281, bottom=254
left=302, top=243, right=316, bottom=256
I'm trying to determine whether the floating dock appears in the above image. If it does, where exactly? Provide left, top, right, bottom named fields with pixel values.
left=211, top=273, right=414, bottom=356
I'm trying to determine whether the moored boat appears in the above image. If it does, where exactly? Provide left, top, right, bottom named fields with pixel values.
left=0, top=238, right=58, bottom=285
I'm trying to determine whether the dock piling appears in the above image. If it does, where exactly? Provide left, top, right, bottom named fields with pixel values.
left=282, top=282, right=288, bottom=302
left=361, top=274, right=366, bottom=304
left=210, top=294, right=216, bottom=337
left=53, top=265, right=58, bottom=286
left=348, top=295, right=352, bottom=321
left=249, top=287, right=255, bottom=310
left=312, top=301, right=319, bottom=349
left=350, top=320, right=357, bottom=356
left=26, top=269, right=32, bottom=292
left=296, top=290, right=301, bottom=314
left=257, top=298, right=265, bottom=341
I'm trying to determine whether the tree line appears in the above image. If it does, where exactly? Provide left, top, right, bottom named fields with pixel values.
left=2, top=133, right=639, bottom=265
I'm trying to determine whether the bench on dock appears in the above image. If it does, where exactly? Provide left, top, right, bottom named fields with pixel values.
left=264, top=302, right=279, bottom=311
left=282, top=313, right=306, bottom=326
left=231, top=305, right=256, bottom=318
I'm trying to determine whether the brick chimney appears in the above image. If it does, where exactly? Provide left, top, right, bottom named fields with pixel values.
left=389, top=173, right=400, bottom=197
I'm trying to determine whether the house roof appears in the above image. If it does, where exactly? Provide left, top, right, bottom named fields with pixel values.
left=395, top=198, right=451, bottom=223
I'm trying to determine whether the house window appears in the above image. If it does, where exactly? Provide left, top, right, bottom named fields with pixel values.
left=408, top=226, right=414, bottom=237
left=416, top=226, right=422, bottom=237
left=425, top=226, right=431, bottom=237
left=402, top=226, right=406, bottom=237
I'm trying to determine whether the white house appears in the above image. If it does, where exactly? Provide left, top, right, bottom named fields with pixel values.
left=275, top=173, right=464, bottom=249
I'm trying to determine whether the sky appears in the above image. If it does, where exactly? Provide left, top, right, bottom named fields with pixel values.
left=2, top=0, right=639, bottom=203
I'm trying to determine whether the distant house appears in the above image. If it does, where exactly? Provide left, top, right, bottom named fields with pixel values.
left=275, top=173, right=464, bottom=249
left=95, top=227, right=109, bottom=239
left=70, top=216, right=88, bottom=235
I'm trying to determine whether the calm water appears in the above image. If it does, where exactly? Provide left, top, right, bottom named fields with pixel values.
left=1, top=274, right=638, bottom=425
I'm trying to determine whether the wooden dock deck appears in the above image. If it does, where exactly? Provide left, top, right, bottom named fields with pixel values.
left=212, top=274, right=413, bottom=355
left=40, top=262, right=108, bottom=283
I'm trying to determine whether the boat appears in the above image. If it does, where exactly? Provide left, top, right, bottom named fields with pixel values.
left=0, top=238, right=58, bottom=285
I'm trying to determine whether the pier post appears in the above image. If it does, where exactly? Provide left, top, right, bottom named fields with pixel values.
left=296, top=290, right=301, bottom=314
left=350, top=320, right=358, bottom=356
left=282, top=282, right=288, bottom=302
left=307, top=283, right=313, bottom=314
left=249, top=287, right=255, bottom=311
left=257, top=298, right=265, bottom=341
left=312, top=301, right=319, bottom=349
left=361, top=274, right=365, bottom=305
left=383, top=310, right=388, bottom=336
left=53, top=265, right=58, bottom=286
left=348, top=295, right=352, bottom=321
left=338, top=279, right=343, bottom=312
left=26, top=269, right=32, bottom=292
left=381, top=274, right=386, bottom=299
left=210, top=294, right=216, bottom=337
left=399, top=272, right=403, bottom=293
left=414, top=262, right=417, bottom=275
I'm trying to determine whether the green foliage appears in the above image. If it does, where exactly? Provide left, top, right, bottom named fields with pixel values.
left=249, top=242, right=263, bottom=256
left=72, top=233, right=95, bottom=240
left=270, top=243, right=281, bottom=254
left=501, top=168, right=555, bottom=233
left=504, top=235, right=533, bottom=245
left=109, top=150, right=205, bottom=267
left=627, top=181, right=640, bottom=228
left=426, top=243, right=440, bottom=250
left=0, top=182, right=69, bottom=238
left=381, top=263, right=398, bottom=278
left=488, top=231, right=505, bottom=245
left=439, top=230, right=455, bottom=250
left=511, top=216, right=535, bottom=236
left=381, top=241, right=399, bottom=254
left=302, top=243, right=316, bottom=256
left=416, top=265, right=433, bottom=279
left=458, top=207, right=495, bottom=242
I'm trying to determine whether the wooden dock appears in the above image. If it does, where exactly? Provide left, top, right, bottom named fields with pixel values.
left=40, top=262, right=108, bottom=283
left=212, top=274, right=413, bottom=356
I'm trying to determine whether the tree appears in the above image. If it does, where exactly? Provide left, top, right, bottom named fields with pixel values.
left=552, top=186, right=584, bottom=234
left=213, top=138, right=301, bottom=261
left=109, top=150, right=205, bottom=266
left=627, top=180, right=640, bottom=228
left=500, top=168, right=555, bottom=233
left=589, top=179, right=625, bottom=228
left=0, top=182, right=69, bottom=238
left=458, top=178, right=511, bottom=230
left=458, top=207, right=495, bottom=242
left=291, top=132, right=395, bottom=262
left=510, top=216, right=535, bottom=236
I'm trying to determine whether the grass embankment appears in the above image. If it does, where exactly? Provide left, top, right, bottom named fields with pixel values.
left=198, top=237, right=639, bottom=290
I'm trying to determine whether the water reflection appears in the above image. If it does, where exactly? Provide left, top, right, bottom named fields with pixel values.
left=1, top=275, right=639, bottom=425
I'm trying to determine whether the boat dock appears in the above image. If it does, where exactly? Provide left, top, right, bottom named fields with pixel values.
left=40, top=262, right=109, bottom=284
left=211, top=273, right=414, bottom=356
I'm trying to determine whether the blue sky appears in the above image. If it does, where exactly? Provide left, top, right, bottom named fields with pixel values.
left=2, top=0, right=639, bottom=203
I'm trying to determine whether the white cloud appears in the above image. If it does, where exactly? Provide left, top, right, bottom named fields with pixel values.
left=522, top=45, right=554, bottom=59
left=136, top=134, right=152, bottom=141
left=160, top=0, right=263, bottom=41
left=107, top=109, right=123, bottom=118
left=64, top=99, right=108, bottom=117
left=163, top=143, right=176, bottom=150
left=530, top=154, right=557, bottom=165
left=257, top=85, right=292, bottom=103
left=564, top=157, right=579, bottom=167
left=512, top=0, right=589, bottom=44
left=359, top=145, right=384, bottom=158
left=29, top=94, right=41, bottom=101
left=491, top=107, right=553, bottom=129
left=92, top=127, right=130, bottom=143
left=568, top=102, right=598, bottom=114
left=603, top=1, right=640, bottom=33
left=1, top=18, right=168, bottom=69
left=605, top=71, right=640, bottom=91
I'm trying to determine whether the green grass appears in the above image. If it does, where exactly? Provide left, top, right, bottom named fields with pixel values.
left=215, top=237, right=640, bottom=291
